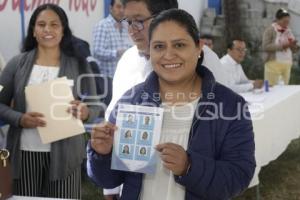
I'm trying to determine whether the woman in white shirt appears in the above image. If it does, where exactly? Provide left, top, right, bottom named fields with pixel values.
left=0, top=4, right=99, bottom=198
left=88, top=9, right=255, bottom=200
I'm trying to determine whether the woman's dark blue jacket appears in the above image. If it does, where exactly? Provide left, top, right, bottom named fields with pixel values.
left=87, top=65, right=256, bottom=200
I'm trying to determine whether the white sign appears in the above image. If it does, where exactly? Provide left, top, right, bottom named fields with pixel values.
left=0, top=0, right=207, bottom=63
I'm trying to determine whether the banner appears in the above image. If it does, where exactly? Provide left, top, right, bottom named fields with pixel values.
left=0, top=0, right=207, bottom=62
left=0, top=0, right=104, bottom=62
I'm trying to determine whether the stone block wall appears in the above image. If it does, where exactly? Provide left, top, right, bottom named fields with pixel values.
left=199, top=0, right=300, bottom=79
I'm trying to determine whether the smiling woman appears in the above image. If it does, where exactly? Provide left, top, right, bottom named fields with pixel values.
left=0, top=3, right=99, bottom=199
left=33, top=9, right=63, bottom=51
left=88, top=9, right=256, bottom=200
left=149, top=19, right=202, bottom=104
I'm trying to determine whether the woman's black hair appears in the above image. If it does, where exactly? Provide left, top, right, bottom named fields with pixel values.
left=276, top=8, right=290, bottom=20
left=149, top=9, right=204, bottom=70
left=149, top=9, right=200, bottom=45
left=110, top=0, right=116, bottom=6
left=22, top=4, right=87, bottom=69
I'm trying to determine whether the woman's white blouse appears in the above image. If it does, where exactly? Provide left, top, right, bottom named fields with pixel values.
left=20, top=65, right=59, bottom=152
left=141, top=97, right=199, bottom=200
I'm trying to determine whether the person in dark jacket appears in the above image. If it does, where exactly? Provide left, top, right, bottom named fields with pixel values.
left=87, top=9, right=255, bottom=200
left=72, top=35, right=113, bottom=115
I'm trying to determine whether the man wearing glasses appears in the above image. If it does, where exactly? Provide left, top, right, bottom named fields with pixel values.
left=105, top=0, right=178, bottom=121
left=105, top=0, right=230, bottom=120
left=220, top=39, right=264, bottom=93
left=100, top=2, right=179, bottom=199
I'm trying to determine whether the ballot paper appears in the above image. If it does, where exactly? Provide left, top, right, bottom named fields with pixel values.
left=25, top=77, right=85, bottom=144
left=111, top=104, right=164, bottom=174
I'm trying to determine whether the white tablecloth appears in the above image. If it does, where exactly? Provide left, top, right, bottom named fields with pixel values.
left=240, top=86, right=300, bottom=187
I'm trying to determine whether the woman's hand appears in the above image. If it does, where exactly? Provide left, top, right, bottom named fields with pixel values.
left=20, top=112, right=46, bottom=128
left=91, top=122, right=117, bottom=155
left=156, top=143, right=190, bottom=176
left=282, top=43, right=291, bottom=49
left=68, top=100, right=89, bottom=121
left=283, top=40, right=297, bottom=49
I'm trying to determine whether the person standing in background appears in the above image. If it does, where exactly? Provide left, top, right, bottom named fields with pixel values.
left=263, top=8, right=299, bottom=86
left=92, top=0, right=132, bottom=78
left=0, top=4, right=99, bottom=198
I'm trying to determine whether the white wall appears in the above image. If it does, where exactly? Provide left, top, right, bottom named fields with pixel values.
left=178, top=0, right=208, bottom=27
left=0, top=0, right=205, bottom=62
left=0, top=0, right=104, bottom=62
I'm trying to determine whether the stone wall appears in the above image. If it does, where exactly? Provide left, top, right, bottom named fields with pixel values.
left=199, top=0, right=298, bottom=79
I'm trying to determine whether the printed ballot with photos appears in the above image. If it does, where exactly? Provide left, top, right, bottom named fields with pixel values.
left=111, top=104, right=164, bottom=174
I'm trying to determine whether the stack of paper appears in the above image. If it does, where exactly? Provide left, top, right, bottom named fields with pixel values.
left=25, top=77, right=85, bottom=144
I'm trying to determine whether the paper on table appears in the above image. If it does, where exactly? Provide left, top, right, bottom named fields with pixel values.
left=25, top=77, right=85, bottom=144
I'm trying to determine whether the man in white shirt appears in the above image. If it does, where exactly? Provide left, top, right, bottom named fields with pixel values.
left=220, top=39, right=263, bottom=93
left=103, top=1, right=179, bottom=199
left=106, top=0, right=178, bottom=121
left=107, top=5, right=229, bottom=119
left=201, top=45, right=228, bottom=86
